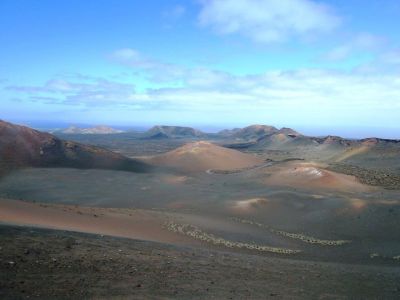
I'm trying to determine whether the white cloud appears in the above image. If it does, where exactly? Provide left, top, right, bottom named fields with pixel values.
left=381, top=49, right=400, bottom=65
left=156, top=69, right=400, bottom=112
left=198, top=0, right=340, bottom=43
left=8, top=52, right=400, bottom=128
left=112, top=48, right=233, bottom=87
left=12, top=68, right=400, bottom=121
left=7, top=77, right=144, bottom=107
left=112, top=48, right=162, bottom=70
left=324, top=45, right=352, bottom=61
left=324, top=33, right=385, bottom=61
left=111, top=48, right=186, bottom=83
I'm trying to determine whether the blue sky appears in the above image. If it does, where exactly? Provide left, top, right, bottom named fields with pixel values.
left=1, top=0, right=400, bottom=137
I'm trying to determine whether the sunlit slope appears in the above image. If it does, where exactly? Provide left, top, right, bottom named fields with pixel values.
left=148, top=141, right=264, bottom=172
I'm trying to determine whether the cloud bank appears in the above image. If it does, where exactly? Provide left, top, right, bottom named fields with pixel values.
left=198, top=0, right=340, bottom=43
left=7, top=49, right=400, bottom=128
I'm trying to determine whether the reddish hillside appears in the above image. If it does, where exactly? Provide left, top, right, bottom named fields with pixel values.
left=0, top=120, right=150, bottom=173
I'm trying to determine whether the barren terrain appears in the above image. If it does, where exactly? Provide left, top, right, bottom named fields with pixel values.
left=1, top=121, right=400, bottom=299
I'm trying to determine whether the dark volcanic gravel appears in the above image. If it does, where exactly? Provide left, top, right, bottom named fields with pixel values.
left=1, top=225, right=400, bottom=299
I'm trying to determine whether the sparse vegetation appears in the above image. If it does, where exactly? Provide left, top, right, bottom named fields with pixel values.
left=328, top=163, right=400, bottom=190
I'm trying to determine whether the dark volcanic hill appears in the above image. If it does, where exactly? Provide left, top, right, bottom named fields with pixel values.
left=142, top=125, right=205, bottom=139
left=0, top=120, right=150, bottom=174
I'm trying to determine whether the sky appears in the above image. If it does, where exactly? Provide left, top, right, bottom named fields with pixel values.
left=1, top=0, right=400, bottom=137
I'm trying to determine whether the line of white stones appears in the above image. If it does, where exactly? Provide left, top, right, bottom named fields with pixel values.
left=165, top=221, right=300, bottom=255
left=231, top=217, right=351, bottom=246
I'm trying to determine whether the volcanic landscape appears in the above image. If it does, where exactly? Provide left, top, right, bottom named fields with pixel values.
left=1, top=120, right=400, bottom=299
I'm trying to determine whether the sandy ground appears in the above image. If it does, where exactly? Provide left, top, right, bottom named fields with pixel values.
left=0, top=198, right=187, bottom=245
left=2, top=196, right=400, bottom=267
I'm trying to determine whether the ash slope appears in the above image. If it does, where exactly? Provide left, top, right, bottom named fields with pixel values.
left=147, top=141, right=264, bottom=172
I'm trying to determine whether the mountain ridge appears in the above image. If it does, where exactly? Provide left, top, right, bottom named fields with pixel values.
left=141, top=125, right=205, bottom=139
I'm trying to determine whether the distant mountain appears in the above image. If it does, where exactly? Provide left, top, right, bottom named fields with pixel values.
left=224, top=126, right=352, bottom=160
left=0, top=120, right=150, bottom=174
left=276, top=127, right=301, bottom=137
left=217, top=128, right=241, bottom=137
left=222, top=125, right=400, bottom=171
left=58, top=125, right=124, bottom=134
left=220, top=125, right=278, bottom=140
left=142, top=125, right=205, bottom=139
